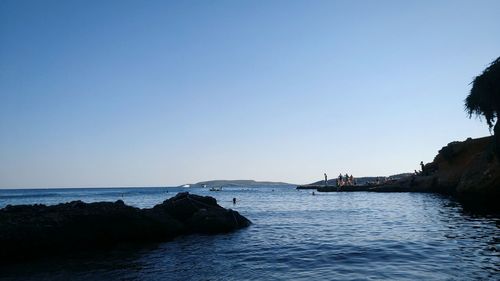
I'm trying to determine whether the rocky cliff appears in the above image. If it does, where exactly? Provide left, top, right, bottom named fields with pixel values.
left=414, top=136, right=500, bottom=211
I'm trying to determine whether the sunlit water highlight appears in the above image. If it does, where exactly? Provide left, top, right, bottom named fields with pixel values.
left=0, top=186, right=498, bottom=280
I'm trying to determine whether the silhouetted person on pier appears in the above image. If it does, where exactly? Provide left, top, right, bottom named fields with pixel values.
left=324, top=173, right=328, bottom=186
left=420, top=161, right=425, bottom=175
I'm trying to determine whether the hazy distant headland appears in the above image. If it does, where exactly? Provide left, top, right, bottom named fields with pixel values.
left=180, top=180, right=293, bottom=188
left=181, top=176, right=417, bottom=189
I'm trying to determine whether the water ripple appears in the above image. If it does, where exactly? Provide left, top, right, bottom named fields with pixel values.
left=0, top=187, right=498, bottom=280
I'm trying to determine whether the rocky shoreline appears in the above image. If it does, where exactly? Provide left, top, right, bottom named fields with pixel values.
left=384, top=136, right=500, bottom=212
left=300, top=136, right=499, bottom=213
left=0, top=192, right=251, bottom=263
left=410, top=136, right=499, bottom=212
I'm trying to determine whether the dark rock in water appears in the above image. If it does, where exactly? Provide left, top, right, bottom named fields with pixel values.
left=152, top=192, right=250, bottom=234
left=296, top=185, right=319, bottom=190
left=0, top=192, right=251, bottom=263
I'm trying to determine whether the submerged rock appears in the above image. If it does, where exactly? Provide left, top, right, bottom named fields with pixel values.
left=0, top=192, right=251, bottom=262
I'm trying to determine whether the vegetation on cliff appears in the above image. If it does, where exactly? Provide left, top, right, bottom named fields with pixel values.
left=465, top=56, right=500, bottom=155
left=368, top=57, right=500, bottom=212
left=410, top=57, right=500, bottom=211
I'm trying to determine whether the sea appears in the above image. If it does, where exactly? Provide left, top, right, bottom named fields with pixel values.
left=0, top=186, right=498, bottom=280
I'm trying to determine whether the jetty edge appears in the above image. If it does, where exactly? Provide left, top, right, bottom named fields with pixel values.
left=0, top=192, right=251, bottom=263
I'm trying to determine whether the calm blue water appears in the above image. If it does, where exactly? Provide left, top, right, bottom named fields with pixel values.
left=0, top=186, right=498, bottom=280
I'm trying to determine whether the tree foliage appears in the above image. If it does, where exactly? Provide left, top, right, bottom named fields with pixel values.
left=465, top=57, right=500, bottom=129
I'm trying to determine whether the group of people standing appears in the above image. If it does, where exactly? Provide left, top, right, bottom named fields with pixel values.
left=323, top=173, right=356, bottom=187
left=337, top=173, right=355, bottom=187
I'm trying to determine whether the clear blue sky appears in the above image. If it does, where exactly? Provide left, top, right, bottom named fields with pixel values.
left=1, top=0, right=499, bottom=188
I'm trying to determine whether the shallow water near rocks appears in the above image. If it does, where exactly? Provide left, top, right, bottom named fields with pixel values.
left=0, top=186, right=498, bottom=280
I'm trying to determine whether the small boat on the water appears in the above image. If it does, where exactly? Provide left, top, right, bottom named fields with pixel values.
left=209, top=187, right=222, bottom=191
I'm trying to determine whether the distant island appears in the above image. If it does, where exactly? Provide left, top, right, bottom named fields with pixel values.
left=179, top=180, right=293, bottom=188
